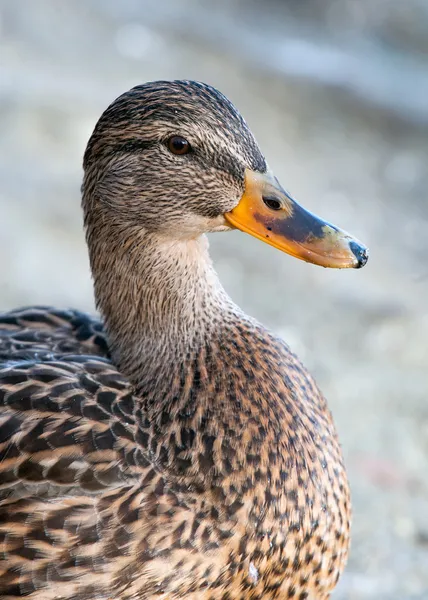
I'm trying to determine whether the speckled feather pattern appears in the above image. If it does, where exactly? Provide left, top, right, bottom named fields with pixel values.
left=0, top=308, right=349, bottom=600
left=0, top=81, right=351, bottom=599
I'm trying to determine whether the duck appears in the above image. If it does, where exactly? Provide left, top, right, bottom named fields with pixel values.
left=0, top=80, right=368, bottom=600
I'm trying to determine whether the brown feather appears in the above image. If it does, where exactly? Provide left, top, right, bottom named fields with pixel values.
left=0, top=81, right=350, bottom=599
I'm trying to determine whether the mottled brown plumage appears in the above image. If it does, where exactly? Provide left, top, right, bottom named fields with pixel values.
left=0, top=81, right=354, bottom=599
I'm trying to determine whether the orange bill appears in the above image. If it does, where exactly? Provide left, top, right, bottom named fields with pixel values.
left=225, top=169, right=368, bottom=269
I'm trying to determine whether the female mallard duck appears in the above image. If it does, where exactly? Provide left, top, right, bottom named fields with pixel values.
left=0, top=80, right=367, bottom=600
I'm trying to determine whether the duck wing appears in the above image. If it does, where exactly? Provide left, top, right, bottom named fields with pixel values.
left=0, top=306, right=109, bottom=364
left=0, top=308, right=149, bottom=599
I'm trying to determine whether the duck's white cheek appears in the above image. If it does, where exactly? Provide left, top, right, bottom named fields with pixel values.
left=208, top=215, right=232, bottom=233
left=162, top=213, right=227, bottom=239
left=211, top=224, right=233, bottom=233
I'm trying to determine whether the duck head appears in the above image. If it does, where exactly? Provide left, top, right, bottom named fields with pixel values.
left=83, top=80, right=368, bottom=269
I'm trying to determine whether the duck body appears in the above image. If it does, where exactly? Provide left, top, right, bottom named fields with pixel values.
left=0, top=81, right=366, bottom=599
left=0, top=305, right=349, bottom=600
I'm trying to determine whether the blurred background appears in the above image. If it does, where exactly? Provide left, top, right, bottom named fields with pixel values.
left=1, top=1, right=427, bottom=597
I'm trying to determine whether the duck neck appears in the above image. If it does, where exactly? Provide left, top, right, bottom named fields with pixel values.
left=86, top=220, right=233, bottom=393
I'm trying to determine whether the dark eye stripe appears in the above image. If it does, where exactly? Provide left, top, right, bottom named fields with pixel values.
left=111, top=139, right=156, bottom=154
left=101, top=137, right=246, bottom=185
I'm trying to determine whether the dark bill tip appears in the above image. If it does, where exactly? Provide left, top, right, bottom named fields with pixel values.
left=349, top=241, right=369, bottom=268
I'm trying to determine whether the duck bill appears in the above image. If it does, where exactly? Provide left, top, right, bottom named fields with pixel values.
left=225, top=169, right=368, bottom=269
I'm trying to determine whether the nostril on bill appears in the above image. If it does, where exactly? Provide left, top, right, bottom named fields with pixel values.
left=262, top=195, right=282, bottom=211
left=349, top=240, right=369, bottom=268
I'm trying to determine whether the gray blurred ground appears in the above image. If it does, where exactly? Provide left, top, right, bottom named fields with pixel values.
left=1, top=1, right=428, bottom=598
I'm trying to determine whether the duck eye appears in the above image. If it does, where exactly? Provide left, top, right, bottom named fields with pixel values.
left=262, top=196, right=282, bottom=211
left=167, top=136, right=191, bottom=155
